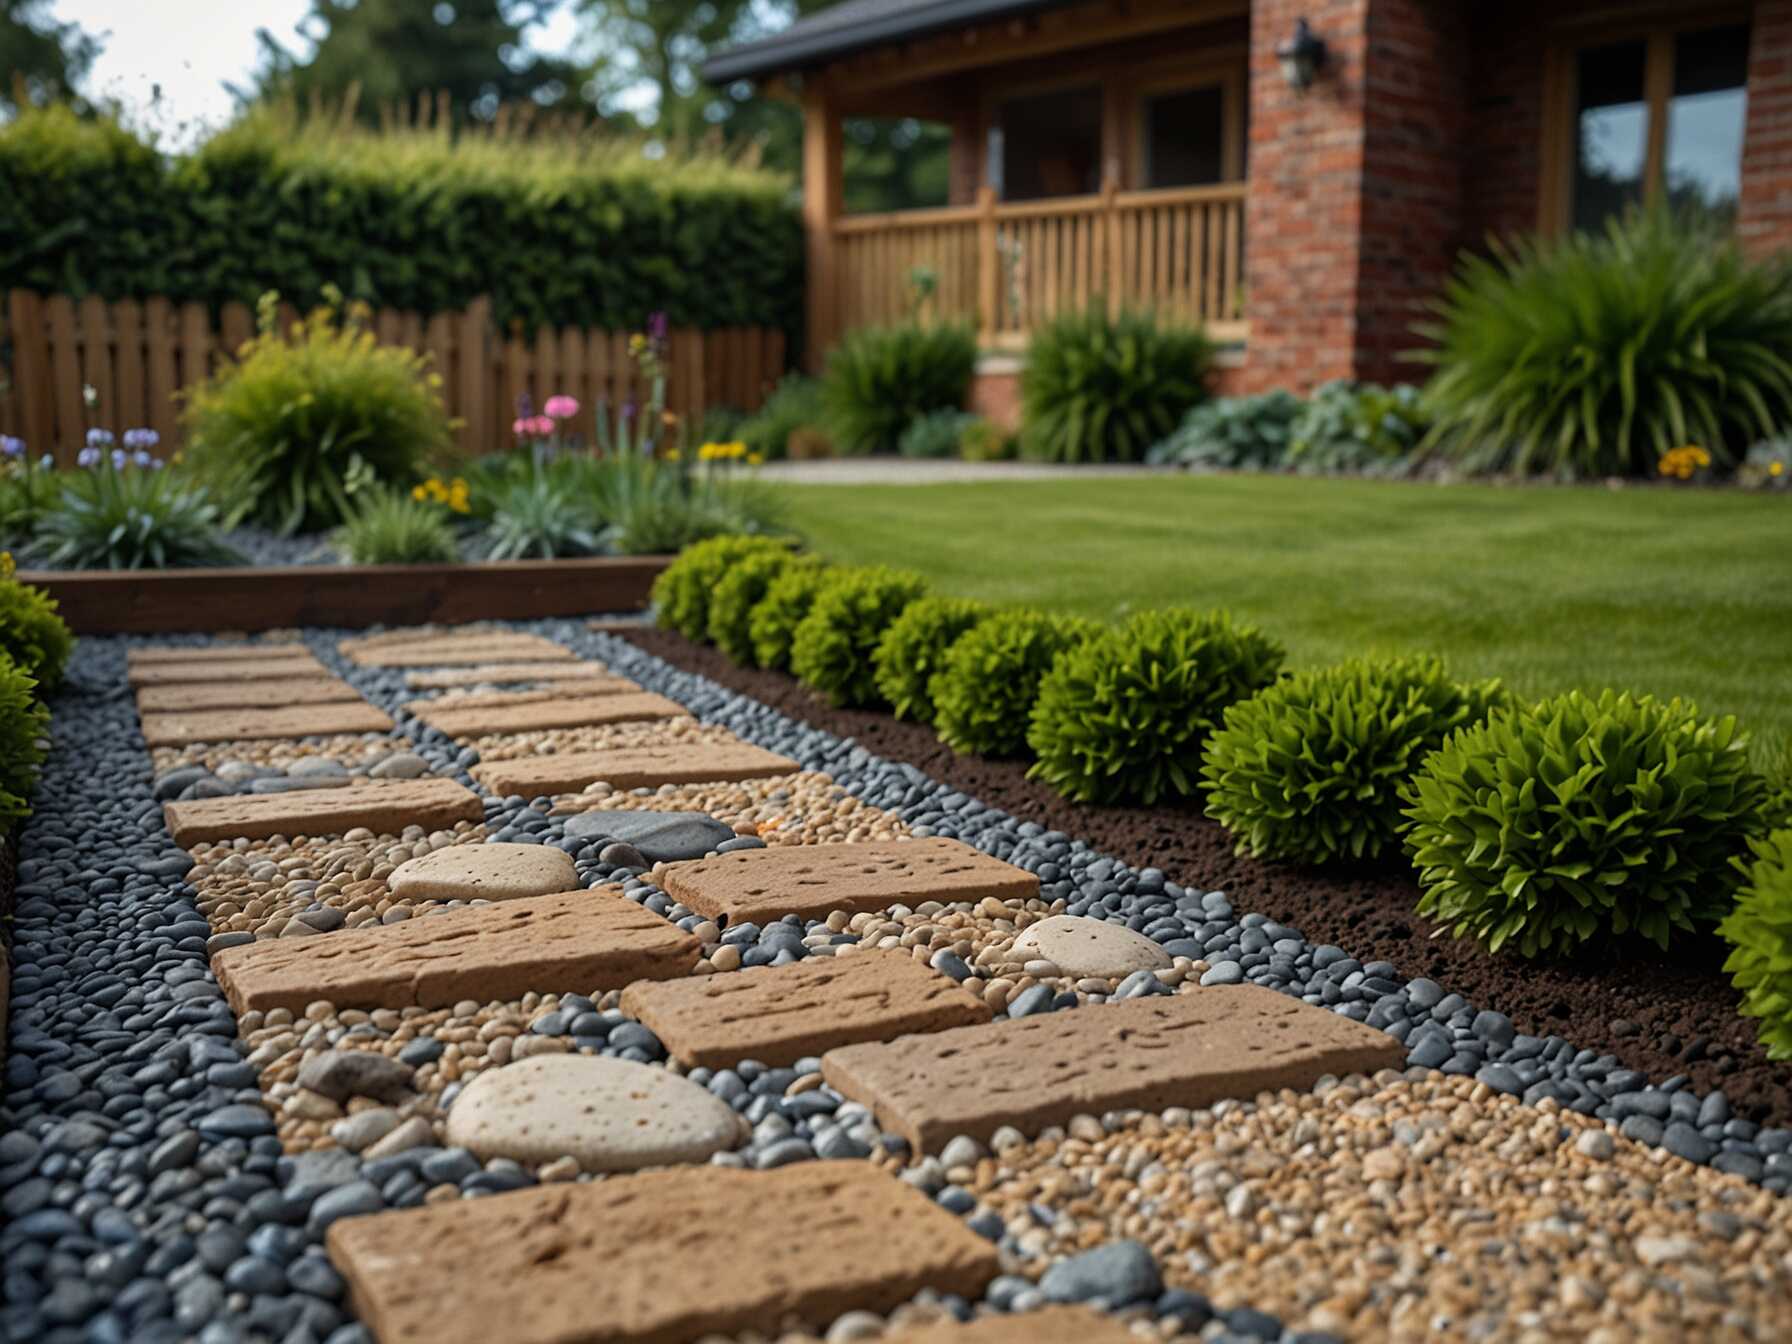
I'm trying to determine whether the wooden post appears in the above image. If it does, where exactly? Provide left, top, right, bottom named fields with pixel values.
left=8, top=292, right=53, bottom=460
left=801, top=81, right=844, bottom=373
left=1102, top=174, right=1123, bottom=320
left=976, top=186, right=999, bottom=343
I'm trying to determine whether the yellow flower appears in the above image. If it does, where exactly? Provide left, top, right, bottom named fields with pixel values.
left=665, top=448, right=681, bottom=462
left=411, top=484, right=428, bottom=501
left=0, top=551, right=13, bottom=580
left=1771, top=461, right=1784, bottom=476
left=746, top=452, right=763, bottom=466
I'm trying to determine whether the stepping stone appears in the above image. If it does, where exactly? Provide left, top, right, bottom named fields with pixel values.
left=888, top=1307, right=1140, bottom=1344
left=445, top=1055, right=744, bottom=1170
left=164, top=778, right=481, bottom=848
left=138, top=702, right=393, bottom=747
left=128, top=653, right=326, bottom=688
left=562, top=809, right=736, bottom=863
left=129, top=643, right=309, bottom=667
left=1010, top=915, right=1173, bottom=979
left=407, top=691, right=689, bottom=739
left=471, top=741, right=801, bottom=798
left=821, top=983, right=1408, bottom=1153
left=661, top=837, right=1039, bottom=924
left=211, top=888, right=700, bottom=1014
left=343, top=633, right=574, bottom=667
left=324, top=1162, right=1001, bottom=1344
left=136, top=677, right=363, bottom=713
left=619, top=951, right=992, bottom=1068
left=406, top=661, right=619, bottom=688
left=388, top=843, right=577, bottom=902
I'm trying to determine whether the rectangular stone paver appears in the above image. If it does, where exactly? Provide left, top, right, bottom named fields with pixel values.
left=661, top=837, right=1039, bottom=924
left=139, top=702, right=394, bottom=747
left=136, top=677, right=363, bottom=713
left=129, top=643, right=308, bottom=667
left=889, top=1307, right=1140, bottom=1344
left=213, top=887, right=699, bottom=1013
left=407, top=691, right=689, bottom=739
left=325, top=1162, right=1000, bottom=1344
left=471, top=741, right=800, bottom=799
left=164, top=778, right=481, bottom=849
left=343, top=633, right=574, bottom=667
left=619, top=951, right=992, bottom=1068
left=821, top=983, right=1409, bottom=1153
left=128, top=653, right=327, bottom=688
left=405, top=661, right=617, bottom=689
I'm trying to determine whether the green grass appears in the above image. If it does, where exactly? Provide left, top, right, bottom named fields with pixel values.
left=775, top=474, right=1792, bottom=755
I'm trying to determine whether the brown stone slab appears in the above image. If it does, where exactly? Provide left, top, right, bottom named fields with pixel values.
left=661, top=837, right=1039, bottom=924
left=888, top=1307, right=1139, bottom=1344
left=619, top=951, right=992, bottom=1068
left=129, top=643, right=308, bottom=667
left=136, top=677, right=363, bottom=713
left=325, top=1162, right=1000, bottom=1344
left=164, top=778, right=479, bottom=849
left=408, top=691, right=689, bottom=739
left=213, top=887, right=699, bottom=1014
left=139, top=702, right=393, bottom=747
left=822, top=984, right=1408, bottom=1153
left=405, top=661, right=616, bottom=689
left=471, top=741, right=800, bottom=798
left=343, top=633, right=573, bottom=667
left=128, top=654, right=327, bottom=687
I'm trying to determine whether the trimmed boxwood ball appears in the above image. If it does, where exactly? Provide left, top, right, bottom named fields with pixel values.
left=651, top=534, right=787, bottom=642
left=0, top=653, right=48, bottom=826
left=707, top=546, right=798, bottom=664
left=872, top=595, right=993, bottom=723
left=1720, top=827, right=1792, bottom=1059
left=1028, top=609, right=1285, bottom=807
left=790, top=566, right=930, bottom=707
left=748, top=555, right=835, bottom=671
left=933, top=610, right=1099, bottom=758
left=0, top=561, right=73, bottom=695
left=1402, top=689, right=1770, bottom=959
left=1200, top=654, right=1511, bottom=862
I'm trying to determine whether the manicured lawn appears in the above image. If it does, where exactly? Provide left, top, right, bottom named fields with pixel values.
left=776, top=473, right=1792, bottom=752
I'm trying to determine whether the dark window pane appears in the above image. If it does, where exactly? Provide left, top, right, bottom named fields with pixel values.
left=1144, top=85, right=1226, bottom=188
left=996, top=85, right=1103, bottom=201
left=1666, top=25, right=1749, bottom=226
left=1573, top=39, right=1647, bottom=232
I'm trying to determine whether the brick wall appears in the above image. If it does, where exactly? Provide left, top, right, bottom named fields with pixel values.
left=1741, top=0, right=1792, bottom=257
left=1461, top=1, right=1549, bottom=246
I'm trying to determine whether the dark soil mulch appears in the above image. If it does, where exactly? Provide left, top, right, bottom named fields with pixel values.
left=626, top=627, right=1792, bottom=1128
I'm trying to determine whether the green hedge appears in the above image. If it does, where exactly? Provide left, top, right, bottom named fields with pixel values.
left=0, top=104, right=802, bottom=336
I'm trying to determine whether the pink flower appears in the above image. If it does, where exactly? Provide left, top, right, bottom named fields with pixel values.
left=544, top=395, right=580, bottom=420
left=530, top=415, right=556, bottom=436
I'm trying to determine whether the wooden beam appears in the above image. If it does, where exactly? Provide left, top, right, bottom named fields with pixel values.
left=802, top=80, right=845, bottom=372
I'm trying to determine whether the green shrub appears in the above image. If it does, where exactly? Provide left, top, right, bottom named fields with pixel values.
left=821, top=323, right=976, bottom=455
left=651, top=534, right=787, bottom=641
left=707, top=546, right=797, bottom=664
left=1287, top=381, right=1427, bottom=474
left=1719, top=828, right=1792, bottom=1059
left=0, top=556, right=73, bottom=694
left=606, top=468, right=788, bottom=556
left=1417, top=210, right=1792, bottom=477
left=747, top=556, right=834, bottom=671
left=0, top=653, right=49, bottom=827
left=182, top=292, right=455, bottom=534
left=0, top=439, right=60, bottom=546
left=28, top=455, right=244, bottom=573
left=1026, top=609, right=1286, bottom=807
left=933, top=610, right=1098, bottom=757
left=738, top=375, right=825, bottom=461
left=898, top=410, right=976, bottom=459
left=1149, top=391, right=1304, bottom=470
left=1019, top=308, right=1211, bottom=463
left=872, top=596, right=993, bottom=723
left=958, top=418, right=1013, bottom=462
left=331, top=487, right=460, bottom=565
left=1201, top=655, right=1512, bottom=863
left=1402, top=689, right=1770, bottom=959
left=791, top=566, right=929, bottom=707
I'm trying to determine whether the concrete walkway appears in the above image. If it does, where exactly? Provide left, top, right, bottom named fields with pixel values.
left=757, top=459, right=1177, bottom=485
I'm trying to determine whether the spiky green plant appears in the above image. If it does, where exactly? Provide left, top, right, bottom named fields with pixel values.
left=821, top=323, right=975, bottom=455
left=331, top=487, right=459, bottom=564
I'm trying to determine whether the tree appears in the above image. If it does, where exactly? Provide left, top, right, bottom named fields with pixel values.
left=0, top=0, right=101, bottom=116
left=242, top=0, right=594, bottom=124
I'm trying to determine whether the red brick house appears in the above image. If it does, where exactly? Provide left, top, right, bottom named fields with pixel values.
left=706, top=0, right=1788, bottom=402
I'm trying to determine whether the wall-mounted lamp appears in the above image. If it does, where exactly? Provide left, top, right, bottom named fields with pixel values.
left=1275, top=18, right=1328, bottom=92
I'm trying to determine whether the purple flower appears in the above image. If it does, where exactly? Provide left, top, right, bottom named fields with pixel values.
left=146, top=456, right=164, bottom=471
left=38, top=455, right=52, bottom=470
left=123, top=427, right=160, bottom=451
left=86, top=427, right=115, bottom=449
left=516, top=391, right=535, bottom=419
left=76, top=447, right=101, bottom=468
left=131, top=450, right=155, bottom=468
left=111, top=449, right=128, bottom=470
left=0, top=435, right=24, bottom=458
left=646, top=311, right=669, bottom=344
left=620, top=399, right=637, bottom=421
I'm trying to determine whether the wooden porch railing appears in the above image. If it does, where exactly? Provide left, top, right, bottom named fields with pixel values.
left=829, top=181, right=1248, bottom=348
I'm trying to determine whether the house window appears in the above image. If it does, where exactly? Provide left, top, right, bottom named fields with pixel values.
left=1142, top=85, right=1226, bottom=188
left=1567, top=21, right=1749, bottom=232
left=994, top=85, right=1103, bottom=201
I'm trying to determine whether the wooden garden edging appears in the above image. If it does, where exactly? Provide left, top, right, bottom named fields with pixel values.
left=18, top=555, right=672, bottom=634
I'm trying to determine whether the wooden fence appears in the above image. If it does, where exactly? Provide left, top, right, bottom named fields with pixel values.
left=0, top=291, right=787, bottom=467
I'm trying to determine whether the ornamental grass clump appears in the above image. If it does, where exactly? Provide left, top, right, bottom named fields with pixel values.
left=707, top=546, right=798, bottom=664
left=1402, top=689, right=1770, bottom=959
left=651, top=534, right=788, bottom=641
left=1028, top=609, right=1285, bottom=807
left=1201, top=655, right=1511, bottom=863
left=747, top=556, right=834, bottom=671
left=331, top=487, right=460, bottom=565
left=0, top=553, right=73, bottom=695
left=872, top=596, right=993, bottom=723
left=1719, top=828, right=1792, bottom=1060
left=932, top=610, right=1100, bottom=758
left=820, top=323, right=976, bottom=455
left=0, top=652, right=49, bottom=828
left=790, top=566, right=930, bottom=708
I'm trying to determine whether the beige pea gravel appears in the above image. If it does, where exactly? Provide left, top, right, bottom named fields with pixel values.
left=964, top=1071, right=1792, bottom=1343
left=557, top=773, right=913, bottom=848
left=465, top=717, right=744, bottom=763
left=150, top=733, right=398, bottom=775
